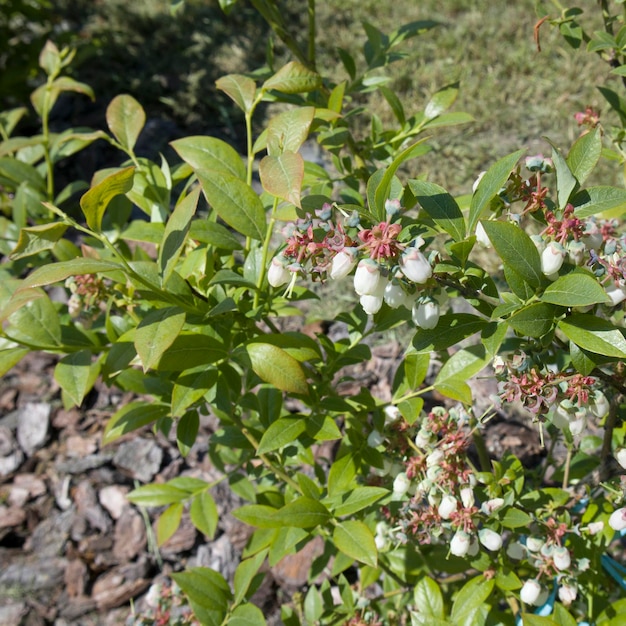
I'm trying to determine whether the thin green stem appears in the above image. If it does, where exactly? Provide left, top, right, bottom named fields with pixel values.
left=562, top=445, right=572, bottom=489
left=254, top=196, right=280, bottom=309
left=41, top=80, right=55, bottom=203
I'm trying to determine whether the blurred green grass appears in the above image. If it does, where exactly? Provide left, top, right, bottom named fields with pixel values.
left=3, top=0, right=618, bottom=193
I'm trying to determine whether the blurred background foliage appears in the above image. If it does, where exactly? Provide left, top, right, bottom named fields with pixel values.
left=0, top=0, right=615, bottom=192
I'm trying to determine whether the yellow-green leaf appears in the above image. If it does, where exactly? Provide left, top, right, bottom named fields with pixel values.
left=247, top=342, right=308, bottom=395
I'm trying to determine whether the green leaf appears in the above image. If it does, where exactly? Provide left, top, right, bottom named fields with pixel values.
left=106, top=94, right=145, bottom=152
left=156, top=334, right=226, bottom=371
left=540, top=271, right=609, bottom=306
left=333, top=520, right=377, bottom=567
left=80, top=166, right=135, bottom=232
left=259, top=152, right=304, bottom=208
left=176, top=411, right=199, bottom=457
left=127, top=483, right=189, bottom=507
left=373, top=139, right=429, bottom=221
left=233, top=550, right=268, bottom=605
left=257, top=417, right=306, bottom=454
left=17, top=258, right=122, bottom=291
left=134, top=307, right=186, bottom=372
left=102, top=401, right=170, bottom=445
left=267, top=106, right=315, bottom=155
left=572, top=186, right=626, bottom=218
left=247, top=342, right=308, bottom=395
left=54, top=349, right=100, bottom=407
left=413, top=576, right=444, bottom=618
left=0, top=156, right=46, bottom=193
left=171, top=567, right=231, bottom=612
left=262, top=61, right=322, bottom=94
left=228, top=604, right=267, bottom=626
left=451, top=575, right=495, bottom=624
left=0, top=347, right=28, bottom=376
left=570, top=341, right=599, bottom=376
left=548, top=141, right=577, bottom=209
left=409, top=179, right=465, bottom=241
left=412, top=313, right=488, bottom=353
left=190, top=491, right=218, bottom=538
left=159, top=187, right=200, bottom=285
left=172, top=369, right=217, bottom=418
left=273, top=498, right=330, bottom=529
left=567, top=126, right=602, bottom=185
left=196, top=170, right=266, bottom=240
left=500, top=507, right=532, bottom=528
left=215, top=74, right=257, bottom=114
left=157, top=502, right=183, bottom=546
left=327, top=453, right=357, bottom=497
left=7, top=295, right=61, bottom=348
left=469, top=149, right=525, bottom=232
left=233, top=504, right=280, bottom=529
left=189, top=220, right=242, bottom=250
left=10, top=223, right=68, bottom=260
left=558, top=314, right=626, bottom=357
left=434, top=345, right=488, bottom=403
left=507, top=302, right=556, bottom=338
left=481, top=220, right=542, bottom=288
left=331, top=486, right=388, bottom=517
left=424, top=81, right=459, bottom=120
left=171, top=136, right=246, bottom=180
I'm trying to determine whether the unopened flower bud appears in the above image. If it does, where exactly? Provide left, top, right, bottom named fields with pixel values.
left=460, top=485, right=475, bottom=509
left=393, top=472, right=411, bottom=497
left=478, top=528, right=503, bottom=551
left=360, top=293, right=384, bottom=315
left=384, top=405, right=401, bottom=424
left=553, top=546, right=571, bottom=571
left=438, top=495, right=458, bottom=520
left=568, top=240, right=587, bottom=266
left=427, top=449, right=444, bottom=467
left=268, top=255, right=291, bottom=287
left=526, top=537, right=544, bottom=552
left=481, top=498, right=504, bottom=515
left=330, top=247, right=358, bottom=280
left=472, top=171, right=486, bottom=193
left=400, top=248, right=432, bottom=284
left=354, top=259, right=382, bottom=296
left=520, top=579, right=542, bottom=606
left=586, top=521, right=604, bottom=535
left=615, top=448, right=626, bottom=470
left=569, top=413, right=587, bottom=436
left=414, top=428, right=432, bottom=449
left=591, top=391, right=610, bottom=418
left=385, top=198, right=402, bottom=217
left=367, top=430, right=384, bottom=448
left=606, top=281, right=626, bottom=306
left=506, top=541, right=524, bottom=560
left=609, top=507, right=626, bottom=531
left=383, top=281, right=407, bottom=308
left=412, top=298, right=440, bottom=330
left=558, top=583, right=577, bottom=606
left=450, top=530, right=471, bottom=557
left=541, top=241, right=566, bottom=278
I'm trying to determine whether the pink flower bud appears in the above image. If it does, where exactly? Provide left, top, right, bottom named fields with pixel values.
left=609, top=507, right=626, bottom=531
left=438, top=495, right=458, bottom=520
left=267, top=255, right=292, bottom=287
left=354, top=259, right=382, bottom=296
left=412, top=299, right=440, bottom=329
left=450, top=531, right=471, bottom=557
left=478, top=528, right=502, bottom=551
left=520, top=579, right=542, bottom=606
left=400, top=248, right=432, bottom=284
left=553, top=546, right=571, bottom=571
left=330, top=247, right=358, bottom=280
left=541, top=241, right=566, bottom=278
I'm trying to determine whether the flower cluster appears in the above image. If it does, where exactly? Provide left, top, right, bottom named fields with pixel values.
left=65, top=274, right=110, bottom=325
left=494, top=353, right=607, bottom=431
left=268, top=202, right=440, bottom=324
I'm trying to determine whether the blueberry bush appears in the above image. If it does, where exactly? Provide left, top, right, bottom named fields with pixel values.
left=1, top=1, right=626, bottom=624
